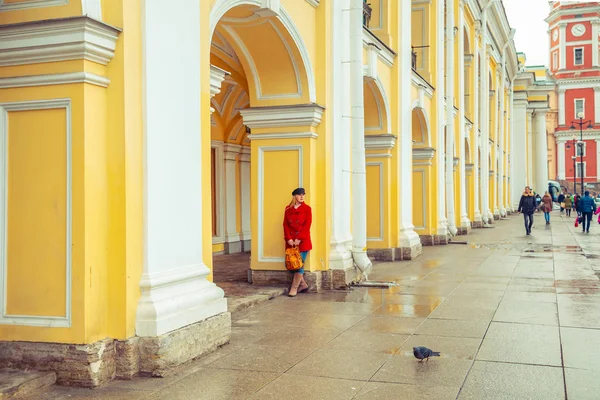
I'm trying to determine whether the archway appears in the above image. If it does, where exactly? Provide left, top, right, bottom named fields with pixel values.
left=208, top=1, right=316, bottom=284
left=411, top=107, right=432, bottom=239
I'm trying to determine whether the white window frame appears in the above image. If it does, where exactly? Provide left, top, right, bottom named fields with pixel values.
left=553, top=51, right=558, bottom=70
left=574, top=98, right=585, bottom=119
left=576, top=161, right=586, bottom=178
left=574, top=47, right=584, bottom=66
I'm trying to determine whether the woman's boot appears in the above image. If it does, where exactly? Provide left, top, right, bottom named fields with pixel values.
left=298, top=275, right=309, bottom=293
left=288, top=272, right=303, bottom=297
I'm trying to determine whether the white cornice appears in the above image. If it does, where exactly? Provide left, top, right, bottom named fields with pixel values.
left=0, top=16, right=121, bottom=66
left=411, top=72, right=434, bottom=99
left=240, top=104, right=325, bottom=129
left=0, top=72, right=109, bottom=88
left=413, top=147, right=436, bottom=160
left=248, top=132, right=318, bottom=140
left=0, top=0, right=68, bottom=12
left=558, top=78, right=600, bottom=89
left=362, top=28, right=395, bottom=68
left=304, top=0, right=319, bottom=7
left=364, top=134, right=397, bottom=150
left=210, top=65, right=229, bottom=97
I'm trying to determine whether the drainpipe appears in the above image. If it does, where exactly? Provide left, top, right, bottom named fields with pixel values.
left=350, top=0, right=372, bottom=277
left=445, top=0, right=458, bottom=236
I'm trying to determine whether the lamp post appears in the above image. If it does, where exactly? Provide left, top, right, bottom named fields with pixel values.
left=569, top=112, right=594, bottom=195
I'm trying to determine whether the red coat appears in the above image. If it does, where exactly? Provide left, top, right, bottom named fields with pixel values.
left=283, top=202, right=312, bottom=252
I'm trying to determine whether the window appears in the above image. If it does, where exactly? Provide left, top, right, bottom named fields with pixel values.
left=576, top=141, right=586, bottom=157
left=574, top=48, right=584, bottom=66
left=575, top=98, right=585, bottom=119
left=576, top=162, right=586, bottom=178
left=553, top=51, right=558, bottom=70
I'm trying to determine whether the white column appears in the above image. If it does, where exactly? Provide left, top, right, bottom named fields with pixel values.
left=239, top=147, right=251, bottom=250
left=526, top=110, right=534, bottom=187
left=492, top=71, right=500, bottom=218
left=559, top=22, right=567, bottom=70
left=136, top=0, right=226, bottom=337
left=498, top=80, right=506, bottom=217
left=397, top=0, right=421, bottom=251
left=445, top=0, right=457, bottom=235
left=458, top=1, right=470, bottom=228
left=596, top=140, right=600, bottom=181
left=472, top=22, right=482, bottom=223
left=534, top=110, right=549, bottom=196
left=329, top=0, right=353, bottom=269
left=558, top=88, right=566, bottom=126
left=594, top=87, right=600, bottom=125
left=557, top=141, right=566, bottom=180
left=223, top=144, right=241, bottom=252
left=436, top=0, right=448, bottom=235
left=480, top=45, right=491, bottom=224
left=593, top=21, right=599, bottom=67
left=512, top=98, right=528, bottom=207
left=508, top=83, right=515, bottom=211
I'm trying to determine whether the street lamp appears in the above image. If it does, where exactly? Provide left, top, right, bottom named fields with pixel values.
left=566, top=139, right=579, bottom=193
left=569, top=112, right=594, bottom=195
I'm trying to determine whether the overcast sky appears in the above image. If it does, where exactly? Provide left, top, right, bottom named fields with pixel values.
left=503, top=0, right=551, bottom=66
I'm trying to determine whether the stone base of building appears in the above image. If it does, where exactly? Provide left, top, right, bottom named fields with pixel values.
left=242, top=240, right=251, bottom=252
left=367, top=244, right=423, bottom=261
left=493, top=214, right=500, bottom=221
left=420, top=234, right=450, bottom=246
left=457, top=226, right=471, bottom=235
left=251, top=267, right=362, bottom=291
left=224, top=240, right=242, bottom=254
left=367, top=248, right=396, bottom=261
left=471, top=220, right=484, bottom=228
left=395, top=243, right=423, bottom=260
left=0, top=312, right=231, bottom=388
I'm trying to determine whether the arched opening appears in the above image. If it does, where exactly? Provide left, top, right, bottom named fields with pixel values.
left=412, top=107, right=431, bottom=234
left=364, top=78, right=390, bottom=134
left=208, top=2, right=314, bottom=284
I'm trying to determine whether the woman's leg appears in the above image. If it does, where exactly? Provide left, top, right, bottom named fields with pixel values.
left=297, top=251, right=309, bottom=293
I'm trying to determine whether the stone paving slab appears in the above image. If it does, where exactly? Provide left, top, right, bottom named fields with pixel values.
left=40, top=211, right=600, bottom=399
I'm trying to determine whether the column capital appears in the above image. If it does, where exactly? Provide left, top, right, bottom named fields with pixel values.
left=239, top=146, right=251, bottom=163
left=240, top=104, right=325, bottom=129
left=558, top=22, right=568, bottom=29
left=591, top=20, right=600, bottom=26
left=557, top=87, right=567, bottom=94
left=224, top=143, right=242, bottom=161
left=593, top=87, right=600, bottom=93
left=210, top=65, right=229, bottom=97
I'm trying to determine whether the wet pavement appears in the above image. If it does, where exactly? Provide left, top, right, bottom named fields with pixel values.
left=41, top=211, right=600, bottom=399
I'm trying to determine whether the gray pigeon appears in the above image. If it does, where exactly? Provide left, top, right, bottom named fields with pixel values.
left=413, top=346, right=440, bottom=361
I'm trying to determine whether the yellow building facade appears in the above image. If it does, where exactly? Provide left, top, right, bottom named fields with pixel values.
left=0, top=0, right=519, bottom=386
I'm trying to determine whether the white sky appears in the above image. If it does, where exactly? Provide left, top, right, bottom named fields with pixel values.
left=503, top=0, right=551, bottom=66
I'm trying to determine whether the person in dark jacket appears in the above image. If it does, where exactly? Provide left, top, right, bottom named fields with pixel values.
left=558, top=192, right=566, bottom=213
left=577, top=191, right=597, bottom=233
left=518, top=186, right=536, bottom=235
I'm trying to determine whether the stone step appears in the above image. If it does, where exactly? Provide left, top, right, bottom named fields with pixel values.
left=0, top=369, right=56, bottom=400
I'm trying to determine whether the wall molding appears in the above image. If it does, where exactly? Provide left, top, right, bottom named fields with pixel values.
left=305, top=0, right=319, bottom=7
left=366, top=161, right=384, bottom=241
left=0, top=98, right=72, bottom=328
left=0, top=72, right=109, bottom=89
left=248, top=132, right=317, bottom=140
left=0, top=16, right=120, bottom=66
left=0, top=0, right=68, bottom=12
left=240, top=104, right=325, bottom=129
left=257, top=145, right=303, bottom=263
left=211, top=141, right=225, bottom=245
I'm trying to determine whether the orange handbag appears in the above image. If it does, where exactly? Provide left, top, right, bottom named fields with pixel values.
left=285, top=246, right=304, bottom=271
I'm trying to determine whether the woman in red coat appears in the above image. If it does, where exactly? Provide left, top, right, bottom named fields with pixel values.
left=283, top=187, right=312, bottom=297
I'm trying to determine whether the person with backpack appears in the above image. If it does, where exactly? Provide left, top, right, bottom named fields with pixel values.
left=283, top=187, right=312, bottom=296
left=577, top=191, right=597, bottom=233
left=518, top=186, right=536, bottom=235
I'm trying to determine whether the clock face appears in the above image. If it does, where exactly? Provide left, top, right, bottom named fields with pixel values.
left=572, top=23, right=586, bottom=37
left=553, top=29, right=558, bottom=42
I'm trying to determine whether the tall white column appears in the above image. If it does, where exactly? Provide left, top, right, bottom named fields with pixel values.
left=508, top=83, right=515, bottom=211
left=445, top=0, right=457, bottom=235
left=329, top=0, right=353, bottom=269
left=472, top=22, right=482, bottom=223
left=498, top=83, right=506, bottom=217
left=558, top=88, right=566, bottom=126
left=596, top=140, right=600, bottom=181
left=534, top=110, right=549, bottom=196
left=526, top=110, right=534, bottom=187
left=492, top=71, right=500, bottom=218
left=512, top=97, right=528, bottom=207
left=397, top=0, right=421, bottom=252
left=223, top=144, right=241, bottom=252
left=436, top=0, right=448, bottom=236
left=458, top=0, right=471, bottom=228
left=593, top=21, right=600, bottom=67
left=239, top=147, right=251, bottom=251
left=559, top=22, right=567, bottom=70
left=136, top=0, right=226, bottom=337
left=480, top=47, right=491, bottom=224
left=557, top=141, right=566, bottom=180
left=594, top=87, right=600, bottom=125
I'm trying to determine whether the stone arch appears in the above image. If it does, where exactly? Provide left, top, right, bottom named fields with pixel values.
left=364, top=77, right=391, bottom=134
left=210, top=0, right=316, bottom=104
left=411, top=106, right=431, bottom=147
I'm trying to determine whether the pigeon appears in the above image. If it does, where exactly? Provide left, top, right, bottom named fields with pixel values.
left=413, top=346, right=440, bottom=361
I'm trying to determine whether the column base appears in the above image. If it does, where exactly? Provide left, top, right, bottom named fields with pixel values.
left=457, top=226, right=471, bottom=235
left=367, top=248, right=396, bottom=261
left=0, top=312, right=231, bottom=388
left=395, top=243, right=423, bottom=260
left=471, top=220, right=485, bottom=229
left=499, top=207, right=507, bottom=217
left=224, top=240, right=242, bottom=254
left=420, top=234, right=450, bottom=246
left=242, top=240, right=251, bottom=252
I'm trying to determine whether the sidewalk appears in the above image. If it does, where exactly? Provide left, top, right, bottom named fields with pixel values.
left=40, top=212, right=600, bottom=399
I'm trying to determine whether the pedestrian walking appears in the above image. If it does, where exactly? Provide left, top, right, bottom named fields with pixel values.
left=542, top=191, right=553, bottom=224
left=564, top=193, right=573, bottom=217
left=283, top=187, right=312, bottom=296
left=518, top=186, right=536, bottom=235
left=558, top=192, right=565, bottom=213
left=577, top=191, right=597, bottom=233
